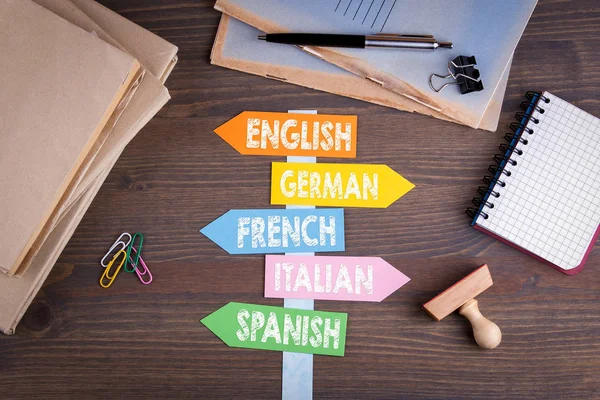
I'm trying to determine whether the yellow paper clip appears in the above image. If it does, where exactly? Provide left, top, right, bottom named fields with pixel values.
left=100, top=249, right=127, bottom=289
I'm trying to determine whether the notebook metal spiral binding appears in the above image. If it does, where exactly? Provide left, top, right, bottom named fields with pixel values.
left=466, top=91, right=551, bottom=222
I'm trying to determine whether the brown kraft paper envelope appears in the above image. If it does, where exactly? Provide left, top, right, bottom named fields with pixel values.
left=34, top=0, right=173, bottom=218
left=0, top=0, right=141, bottom=275
left=0, top=1, right=174, bottom=333
left=12, top=75, right=142, bottom=276
left=11, top=0, right=172, bottom=277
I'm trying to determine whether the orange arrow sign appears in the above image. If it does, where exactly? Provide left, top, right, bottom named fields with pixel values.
left=214, top=111, right=357, bottom=158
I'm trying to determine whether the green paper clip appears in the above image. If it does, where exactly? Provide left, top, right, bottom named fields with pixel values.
left=124, top=232, right=143, bottom=272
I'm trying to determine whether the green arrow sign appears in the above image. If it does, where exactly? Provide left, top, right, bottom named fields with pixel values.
left=201, top=302, right=347, bottom=356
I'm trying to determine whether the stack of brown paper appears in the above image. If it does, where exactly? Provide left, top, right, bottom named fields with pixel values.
left=0, top=0, right=142, bottom=276
left=0, top=0, right=178, bottom=335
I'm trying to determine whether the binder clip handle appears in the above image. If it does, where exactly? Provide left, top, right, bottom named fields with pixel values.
left=429, top=55, right=484, bottom=94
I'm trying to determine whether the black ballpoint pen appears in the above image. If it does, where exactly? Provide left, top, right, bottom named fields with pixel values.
left=258, top=33, right=453, bottom=50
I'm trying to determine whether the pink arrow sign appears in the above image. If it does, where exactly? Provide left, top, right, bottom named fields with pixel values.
left=265, top=255, right=410, bottom=302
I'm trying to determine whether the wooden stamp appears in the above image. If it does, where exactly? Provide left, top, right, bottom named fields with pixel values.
left=423, top=264, right=501, bottom=349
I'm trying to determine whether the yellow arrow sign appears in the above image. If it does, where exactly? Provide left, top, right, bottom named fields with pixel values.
left=271, top=162, right=414, bottom=208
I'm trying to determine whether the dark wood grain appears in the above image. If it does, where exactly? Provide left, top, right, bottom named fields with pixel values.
left=1, top=1, right=599, bottom=399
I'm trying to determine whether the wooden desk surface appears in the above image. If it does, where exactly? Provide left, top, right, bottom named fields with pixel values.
left=2, top=1, right=599, bottom=398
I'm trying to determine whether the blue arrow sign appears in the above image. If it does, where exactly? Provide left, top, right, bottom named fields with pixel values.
left=200, top=209, right=345, bottom=254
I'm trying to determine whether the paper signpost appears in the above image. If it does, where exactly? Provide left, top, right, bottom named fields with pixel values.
left=271, top=162, right=414, bottom=208
left=265, top=255, right=410, bottom=302
left=201, top=302, right=347, bottom=356
left=200, top=208, right=345, bottom=254
left=214, top=111, right=357, bottom=158
left=202, top=109, right=413, bottom=363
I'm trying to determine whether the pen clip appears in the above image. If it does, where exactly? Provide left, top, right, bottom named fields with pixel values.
left=373, top=33, right=434, bottom=38
left=100, top=249, right=127, bottom=288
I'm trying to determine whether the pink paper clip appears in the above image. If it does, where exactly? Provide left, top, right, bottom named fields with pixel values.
left=129, top=247, right=153, bottom=285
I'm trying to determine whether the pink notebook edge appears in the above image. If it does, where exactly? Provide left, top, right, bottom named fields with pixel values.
left=473, top=223, right=600, bottom=275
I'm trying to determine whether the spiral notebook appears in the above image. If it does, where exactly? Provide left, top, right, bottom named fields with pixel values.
left=468, top=91, right=600, bottom=275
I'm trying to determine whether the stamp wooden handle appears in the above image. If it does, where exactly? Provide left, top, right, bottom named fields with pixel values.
left=458, top=299, right=502, bottom=349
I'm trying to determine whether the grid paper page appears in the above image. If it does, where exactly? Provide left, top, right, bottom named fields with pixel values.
left=476, top=91, right=600, bottom=271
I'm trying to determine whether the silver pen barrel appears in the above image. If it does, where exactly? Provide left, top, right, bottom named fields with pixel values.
left=364, top=35, right=452, bottom=50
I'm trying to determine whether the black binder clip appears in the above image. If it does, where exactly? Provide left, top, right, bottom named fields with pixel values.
left=429, top=55, right=483, bottom=94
